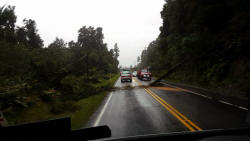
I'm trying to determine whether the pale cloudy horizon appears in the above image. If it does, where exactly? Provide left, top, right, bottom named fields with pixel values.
left=0, top=0, right=165, bottom=67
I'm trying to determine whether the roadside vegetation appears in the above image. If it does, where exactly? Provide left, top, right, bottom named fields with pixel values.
left=4, top=74, right=119, bottom=129
left=137, top=0, right=250, bottom=100
left=0, top=5, right=120, bottom=127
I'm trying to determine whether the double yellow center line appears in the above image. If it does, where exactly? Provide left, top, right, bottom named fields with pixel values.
left=133, top=78, right=202, bottom=131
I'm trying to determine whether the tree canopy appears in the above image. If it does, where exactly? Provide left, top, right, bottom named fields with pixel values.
left=0, top=5, right=120, bottom=111
left=138, top=0, right=250, bottom=98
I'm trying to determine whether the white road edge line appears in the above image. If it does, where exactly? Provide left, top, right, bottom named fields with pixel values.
left=93, top=75, right=119, bottom=126
left=159, top=82, right=248, bottom=111
left=218, top=100, right=249, bottom=110
left=93, top=92, right=113, bottom=127
left=218, top=100, right=234, bottom=106
left=238, top=106, right=248, bottom=111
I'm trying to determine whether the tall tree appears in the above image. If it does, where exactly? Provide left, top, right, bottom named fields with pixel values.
left=137, top=56, right=140, bottom=63
left=0, top=5, right=16, bottom=43
left=48, top=37, right=66, bottom=48
left=23, top=19, right=43, bottom=48
left=113, top=43, right=119, bottom=59
left=113, top=43, right=120, bottom=69
left=77, top=26, right=104, bottom=49
left=16, top=26, right=27, bottom=46
left=77, top=26, right=108, bottom=78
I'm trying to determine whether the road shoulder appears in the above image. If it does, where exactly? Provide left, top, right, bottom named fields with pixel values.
left=159, top=80, right=248, bottom=110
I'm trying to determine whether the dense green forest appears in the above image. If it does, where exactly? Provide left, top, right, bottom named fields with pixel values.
left=0, top=5, right=119, bottom=117
left=138, top=0, right=250, bottom=99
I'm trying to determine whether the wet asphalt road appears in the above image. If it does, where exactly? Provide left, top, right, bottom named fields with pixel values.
left=87, top=77, right=248, bottom=138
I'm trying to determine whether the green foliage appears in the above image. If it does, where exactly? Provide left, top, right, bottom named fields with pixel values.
left=50, top=101, right=79, bottom=115
left=40, top=89, right=61, bottom=102
left=0, top=5, right=120, bottom=127
left=0, top=5, right=120, bottom=113
left=0, top=5, right=16, bottom=43
left=48, top=37, right=66, bottom=48
left=138, top=0, right=250, bottom=97
left=60, top=75, right=94, bottom=98
left=3, top=74, right=119, bottom=127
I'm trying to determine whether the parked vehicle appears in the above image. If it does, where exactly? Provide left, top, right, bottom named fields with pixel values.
left=137, top=69, right=152, bottom=81
left=121, top=70, right=132, bottom=83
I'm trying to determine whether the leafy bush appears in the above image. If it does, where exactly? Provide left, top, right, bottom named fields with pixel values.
left=60, top=75, right=97, bottom=99
left=40, top=89, right=61, bottom=102
left=50, top=101, right=79, bottom=115
left=0, top=82, right=33, bottom=110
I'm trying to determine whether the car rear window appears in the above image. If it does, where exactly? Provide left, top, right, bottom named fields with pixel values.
left=122, top=71, right=131, bottom=74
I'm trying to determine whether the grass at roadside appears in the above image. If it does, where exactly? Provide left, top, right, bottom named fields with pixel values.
left=71, top=92, right=106, bottom=129
left=71, top=74, right=119, bottom=129
left=4, top=74, right=119, bottom=129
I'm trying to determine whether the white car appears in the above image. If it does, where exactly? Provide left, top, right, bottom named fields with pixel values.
left=132, top=71, right=137, bottom=77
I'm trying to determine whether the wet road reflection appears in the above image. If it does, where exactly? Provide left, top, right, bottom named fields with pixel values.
left=87, top=77, right=248, bottom=139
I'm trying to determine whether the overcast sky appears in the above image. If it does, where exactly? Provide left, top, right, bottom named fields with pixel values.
left=1, top=0, right=165, bottom=67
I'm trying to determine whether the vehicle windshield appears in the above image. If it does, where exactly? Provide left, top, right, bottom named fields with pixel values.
left=141, top=69, right=148, bottom=73
left=0, top=0, right=249, bottom=140
left=121, top=71, right=131, bottom=74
